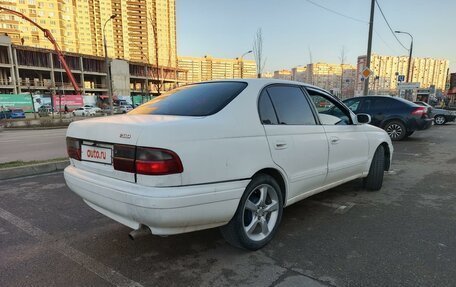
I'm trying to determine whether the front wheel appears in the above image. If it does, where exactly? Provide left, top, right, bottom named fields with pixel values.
left=384, top=120, right=406, bottom=141
left=434, top=115, right=446, bottom=125
left=363, top=145, right=385, bottom=191
left=220, top=174, right=283, bottom=250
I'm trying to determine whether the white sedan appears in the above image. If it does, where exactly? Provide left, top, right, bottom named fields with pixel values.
left=84, top=104, right=102, bottom=113
left=72, top=107, right=96, bottom=117
left=64, top=79, right=393, bottom=250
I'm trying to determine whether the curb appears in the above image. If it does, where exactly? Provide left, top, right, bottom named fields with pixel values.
left=0, top=160, right=69, bottom=180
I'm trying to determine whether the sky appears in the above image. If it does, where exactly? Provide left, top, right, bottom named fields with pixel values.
left=176, top=0, right=456, bottom=73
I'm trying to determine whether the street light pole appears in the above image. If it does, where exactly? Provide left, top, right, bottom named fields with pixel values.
left=395, top=31, right=414, bottom=83
left=103, top=14, right=117, bottom=115
left=238, top=50, right=252, bottom=79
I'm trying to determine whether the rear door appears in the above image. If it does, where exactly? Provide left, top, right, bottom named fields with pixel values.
left=259, top=85, right=328, bottom=199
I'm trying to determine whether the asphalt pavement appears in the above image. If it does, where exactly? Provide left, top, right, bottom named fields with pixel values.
left=0, top=128, right=67, bottom=163
left=0, top=123, right=455, bottom=286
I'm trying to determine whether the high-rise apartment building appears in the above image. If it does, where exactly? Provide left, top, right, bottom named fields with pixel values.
left=273, top=69, right=292, bottom=80
left=178, top=55, right=256, bottom=83
left=0, top=0, right=177, bottom=67
left=291, top=66, right=307, bottom=82
left=306, top=62, right=356, bottom=97
left=356, top=54, right=449, bottom=95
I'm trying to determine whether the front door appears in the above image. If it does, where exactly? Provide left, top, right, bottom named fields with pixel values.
left=306, top=89, right=369, bottom=184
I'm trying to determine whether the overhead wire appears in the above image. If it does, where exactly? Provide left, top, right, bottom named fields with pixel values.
left=373, top=29, right=398, bottom=54
left=375, top=0, right=409, bottom=51
left=303, top=0, right=368, bottom=24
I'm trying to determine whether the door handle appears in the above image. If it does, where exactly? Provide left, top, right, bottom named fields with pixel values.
left=330, top=136, right=340, bottom=144
left=274, top=141, right=288, bottom=150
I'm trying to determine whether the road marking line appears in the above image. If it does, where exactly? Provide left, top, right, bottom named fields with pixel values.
left=309, top=200, right=356, bottom=214
left=394, top=152, right=420, bottom=156
left=0, top=207, right=143, bottom=287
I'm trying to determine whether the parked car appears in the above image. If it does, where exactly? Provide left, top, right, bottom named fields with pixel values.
left=118, top=104, right=133, bottom=113
left=38, top=106, right=53, bottom=117
left=9, top=109, right=26, bottom=119
left=72, top=107, right=96, bottom=117
left=0, top=109, right=12, bottom=119
left=83, top=104, right=102, bottom=113
left=414, top=101, right=456, bottom=125
left=64, top=79, right=393, bottom=250
left=343, top=96, right=433, bottom=141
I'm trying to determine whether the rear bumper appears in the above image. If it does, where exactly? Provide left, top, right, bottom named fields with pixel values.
left=445, top=115, right=456, bottom=122
left=64, top=166, right=248, bottom=235
left=410, top=118, right=433, bottom=131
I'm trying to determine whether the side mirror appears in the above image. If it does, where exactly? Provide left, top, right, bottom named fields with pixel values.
left=356, top=113, right=371, bottom=124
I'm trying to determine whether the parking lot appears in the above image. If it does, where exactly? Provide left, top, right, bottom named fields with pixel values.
left=1, top=123, right=455, bottom=287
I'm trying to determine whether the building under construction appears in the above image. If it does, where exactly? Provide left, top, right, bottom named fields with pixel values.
left=0, top=35, right=185, bottom=97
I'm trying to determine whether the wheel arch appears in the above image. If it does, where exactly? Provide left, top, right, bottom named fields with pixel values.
left=380, top=117, right=406, bottom=129
left=252, top=168, right=288, bottom=207
left=380, top=142, right=391, bottom=171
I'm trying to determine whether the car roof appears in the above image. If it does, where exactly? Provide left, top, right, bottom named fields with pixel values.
left=343, top=95, right=418, bottom=106
left=197, top=78, right=322, bottom=90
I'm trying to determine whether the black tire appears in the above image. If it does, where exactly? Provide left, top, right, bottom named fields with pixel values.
left=363, top=145, right=385, bottom=191
left=384, top=120, right=406, bottom=141
left=434, top=115, right=446, bottom=125
left=220, top=174, right=283, bottom=250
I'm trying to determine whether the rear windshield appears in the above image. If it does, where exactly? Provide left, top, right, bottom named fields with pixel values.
left=12, top=109, right=23, bottom=112
left=129, top=82, right=247, bottom=116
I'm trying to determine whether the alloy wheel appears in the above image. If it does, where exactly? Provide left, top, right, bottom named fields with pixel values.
left=386, top=123, right=403, bottom=140
left=242, top=184, right=279, bottom=241
left=435, top=116, right=445, bottom=125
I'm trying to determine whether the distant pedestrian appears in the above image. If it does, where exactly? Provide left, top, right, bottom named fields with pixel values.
left=64, top=104, right=69, bottom=114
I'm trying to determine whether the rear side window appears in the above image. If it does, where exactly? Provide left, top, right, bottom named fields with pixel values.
left=266, top=86, right=316, bottom=125
left=258, top=90, right=278, bottom=125
left=389, top=98, right=409, bottom=109
left=363, top=98, right=400, bottom=111
left=129, top=82, right=247, bottom=116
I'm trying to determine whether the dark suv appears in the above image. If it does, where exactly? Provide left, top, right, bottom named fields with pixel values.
left=343, top=96, right=433, bottom=141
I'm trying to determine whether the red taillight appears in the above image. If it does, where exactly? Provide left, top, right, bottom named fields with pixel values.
left=411, top=107, right=427, bottom=117
left=135, top=147, right=183, bottom=175
left=112, top=145, right=183, bottom=175
left=66, top=137, right=81, bottom=160
left=113, top=144, right=136, bottom=173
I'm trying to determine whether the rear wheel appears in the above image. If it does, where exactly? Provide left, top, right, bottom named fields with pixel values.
left=363, top=145, right=385, bottom=191
left=434, top=115, right=446, bottom=125
left=220, top=174, right=283, bottom=250
left=384, top=120, right=406, bottom=141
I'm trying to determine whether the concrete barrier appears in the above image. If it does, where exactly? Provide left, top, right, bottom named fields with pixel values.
left=0, top=160, right=69, bottom=180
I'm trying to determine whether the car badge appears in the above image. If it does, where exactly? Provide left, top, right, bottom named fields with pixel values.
left=120, top=133, right=131, bottom=139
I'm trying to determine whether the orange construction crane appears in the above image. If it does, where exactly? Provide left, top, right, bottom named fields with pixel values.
left=0, top=6, right=81, bottom=95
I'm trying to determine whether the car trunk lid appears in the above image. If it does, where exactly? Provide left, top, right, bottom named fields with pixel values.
left=66, top=114, right=196, bottom=183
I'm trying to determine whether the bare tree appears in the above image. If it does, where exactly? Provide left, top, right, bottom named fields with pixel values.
left=148, top=5, right=172, bottom=96
left=339, top=46, right=346, bottom=98
left=253, top=28, right=266, bottom=78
